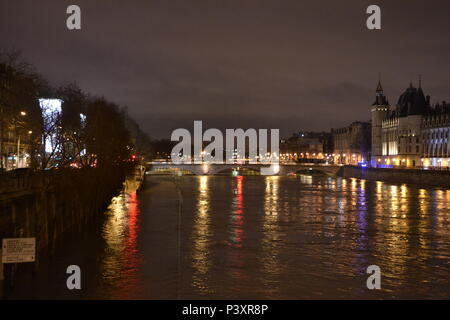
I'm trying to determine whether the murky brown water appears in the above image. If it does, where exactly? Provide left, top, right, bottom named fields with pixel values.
left=8, top=175, right=450, bottom=299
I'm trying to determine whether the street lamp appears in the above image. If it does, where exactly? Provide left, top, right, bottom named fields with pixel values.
left=15, top=111, right=29, bottom=169
left=201, top=150, right=206, bottom=163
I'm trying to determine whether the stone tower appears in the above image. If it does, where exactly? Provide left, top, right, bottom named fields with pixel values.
left=370, top=80, right=390, bottom=167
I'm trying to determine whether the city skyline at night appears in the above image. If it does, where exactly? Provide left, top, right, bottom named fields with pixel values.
left=1, top=1, right=450, bottom=138
left=1, top=0, right=449, bottom=310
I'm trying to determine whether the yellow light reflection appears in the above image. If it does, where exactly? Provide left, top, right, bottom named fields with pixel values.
left=101, top=191, right=143, bottom=298
left=261, top=176, right=281, bottom=294
left=192, top=175, right=212, bottom=294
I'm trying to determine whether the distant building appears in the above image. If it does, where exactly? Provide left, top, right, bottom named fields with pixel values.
left=422, top=103, right=450, bottom=168
left=370, top=80, right=450, bottom=169
left=332, top=122, right=371, bottom=165
left=0, top=98, right=72, bottom=170
left=0, top=113, right=33, bottom=170
left=280, top=132, right=332, bottom=162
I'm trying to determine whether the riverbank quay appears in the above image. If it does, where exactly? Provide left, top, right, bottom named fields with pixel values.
left=0, top=165, right=133, bottom=295
left=124, top=165, right=146, bottom=193
left=338, top=165, right=450, bottom=188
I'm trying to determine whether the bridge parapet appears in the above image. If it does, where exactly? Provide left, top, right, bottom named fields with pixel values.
left=148, top=162, right=341, bottom=176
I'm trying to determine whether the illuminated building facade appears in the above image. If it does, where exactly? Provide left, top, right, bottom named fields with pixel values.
left=0, top=99, right=68, bottom=170
left=421, top=103, right=450, bottom=168
left=332, top=122, right=371, bottom=165
left=0, top=110, right=33, bottom=170
left=371, top=80, right=450, bottom=169
left=39, top=98, right=63, bottom=154
left=279, top=132, right=332, bottom=162
left=0, top=121, right=33, bottom=170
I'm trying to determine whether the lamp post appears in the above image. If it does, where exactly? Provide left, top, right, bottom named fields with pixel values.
left=14, top=111, right=27, bottom=169
left=16, top=133, right=21, bottom=168
left=201, top=150, right=206, bottom=163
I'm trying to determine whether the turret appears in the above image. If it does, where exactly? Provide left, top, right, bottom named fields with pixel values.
left=371, top=80, right=390, bottom=167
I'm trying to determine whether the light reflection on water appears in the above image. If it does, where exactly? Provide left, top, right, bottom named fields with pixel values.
left=191, top=176, right=213, bottom=294
left=99, top=191, right=143, bottom=299
left=12, top=175, right=449, bottom=299
left=261, top=176, right=282, bottom=297
left=108, top=176, right=449, bottom=299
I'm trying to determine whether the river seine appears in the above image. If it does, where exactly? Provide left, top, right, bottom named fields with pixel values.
left=9, top=175, right=450, bottom=299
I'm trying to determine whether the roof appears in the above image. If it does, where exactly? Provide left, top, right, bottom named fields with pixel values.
left=372, top=80, right=389, bottom=106
left=396, top=84, right=428, bottom=116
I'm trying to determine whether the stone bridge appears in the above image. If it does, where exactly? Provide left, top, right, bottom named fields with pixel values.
left=147, top=162, right=342, bottom=176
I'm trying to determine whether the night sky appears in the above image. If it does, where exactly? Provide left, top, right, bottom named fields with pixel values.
left=1, top=0, right=450, bottom=138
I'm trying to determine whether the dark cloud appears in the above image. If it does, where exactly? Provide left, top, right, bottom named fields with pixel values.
left=1, top=0, right=449, bottom=138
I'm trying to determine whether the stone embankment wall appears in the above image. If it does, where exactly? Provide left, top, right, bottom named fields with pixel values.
left=337, top=166, right=450, bottom=188
left=0, top=167, right=127, bottom=257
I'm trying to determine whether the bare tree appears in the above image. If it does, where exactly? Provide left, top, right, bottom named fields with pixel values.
left=56, top=83, right=89, bottom=167
left=0, top=50, right=43, bottom=169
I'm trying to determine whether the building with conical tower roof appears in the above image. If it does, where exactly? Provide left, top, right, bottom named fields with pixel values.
left=370, top=80, right=390, bottom=167
left=371, top=79, right=450, bottom=169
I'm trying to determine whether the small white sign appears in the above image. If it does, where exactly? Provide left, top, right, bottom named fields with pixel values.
left=2, top=238, right=36, bottom=263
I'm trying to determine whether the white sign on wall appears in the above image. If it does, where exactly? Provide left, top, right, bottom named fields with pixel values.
left=1, top=238, right=36, bottom=263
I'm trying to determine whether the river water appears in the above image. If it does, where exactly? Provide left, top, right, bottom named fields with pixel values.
left=8, top=175, right=450, bottom=299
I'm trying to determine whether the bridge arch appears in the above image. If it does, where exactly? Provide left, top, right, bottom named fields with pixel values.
left=147, top=163, right=341, bottom=176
